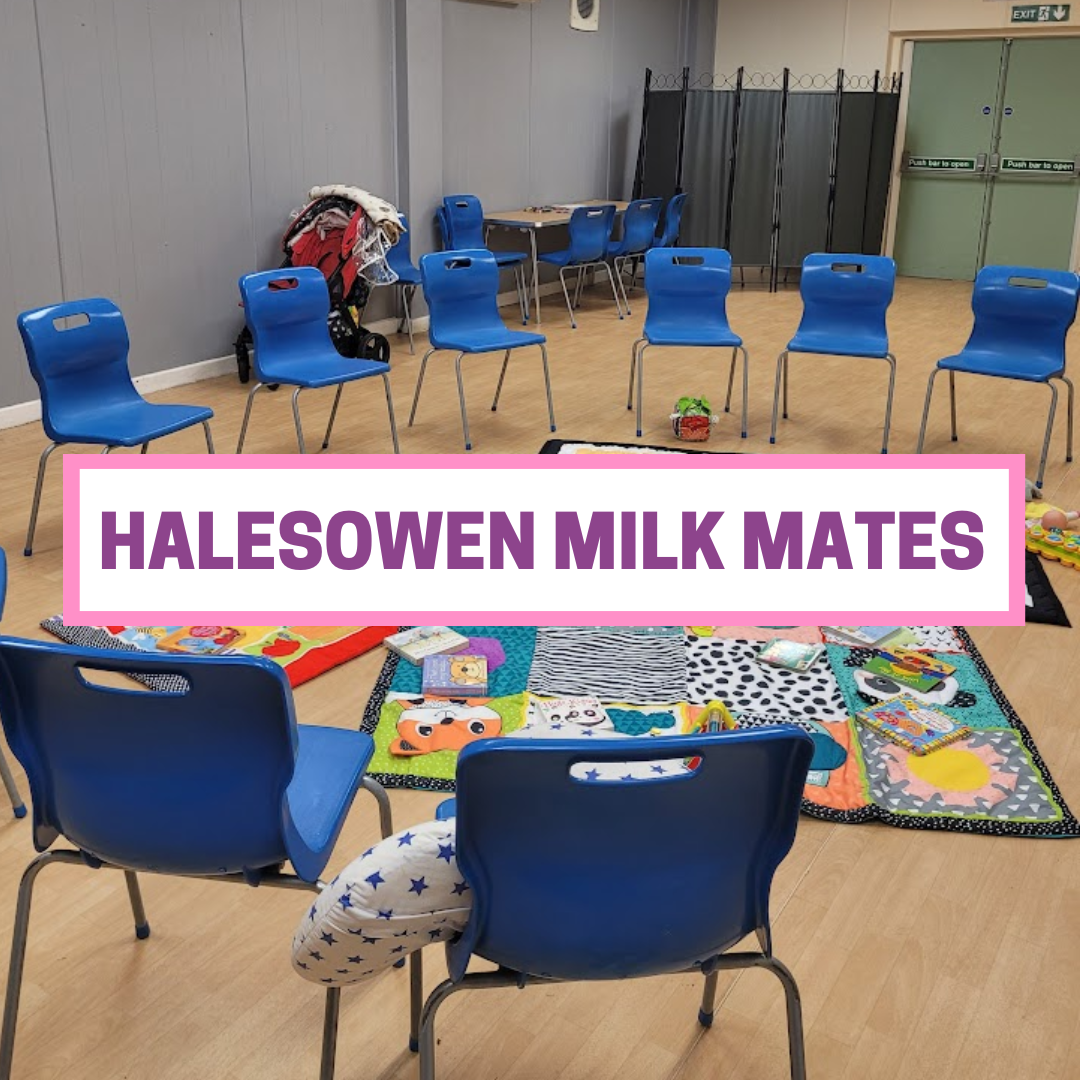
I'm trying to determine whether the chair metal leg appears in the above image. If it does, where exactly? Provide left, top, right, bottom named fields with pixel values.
left=724, top=349, right=737, bottom=414
left=769, top=352, right=787, bottom=445
left=515, top=264, right=528, bottom=325
left=558, top=268, right=577, bottom=329
left=409, top=349, right=436, bottom=426
left=201, top=421, right=214, bottom=454
left=319, top=987, right=341, bottom=1080
left=636, top=344, right=648, bottom=438
left=881, top=352, right=897, bottom=455
left=0, top=850, right=81, bottom=1080
left=948, top=370, right=958, bottom=442
left=453, top=352, right=472, bottom=451
left=360, top=776, right=394, bottom=839
left=628, top=338, right=646, bottom=410
left=764, top=957, right=808, bottom=1080
left=124, top=871, right=151, bottom=940
left=321, top=385, right=345, bottom=451
left=140, top=443, right=149, bottom=454
left=698, top=970, right=720, bottom=1028
left=739, top=345, right=750, bottom=440
left=409, top=950, right=423, bottom=1053
left=403, top=286, right=416, bottom=354
left=614, top=256, right=632, bottom=316
left=573, top=266, right=585, bottom=310
left=235, top=382, right=267, bottom=454
left=1037, top=381, right=1060, bottom=490
left=1063, top=375, right=1074, bottom=463
left=601, top=261, right=625, bottom=320
left=782, top=352, right=789, bottom=419
left=539, top=343, right=556, bottom=433
left=24, top=442, right=59, bottom=557
left=491, top=350, right=511, bottom=412
left=0, top=748, right=25, bottom=819
left=916, top=368, right=940, bottom=454
left=381, top=374, right=401, bottom=454
left=291, top=387, right=307, bottom=454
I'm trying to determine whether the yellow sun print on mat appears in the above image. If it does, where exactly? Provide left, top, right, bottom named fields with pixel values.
left=879, top=741, right=1016, bottom=808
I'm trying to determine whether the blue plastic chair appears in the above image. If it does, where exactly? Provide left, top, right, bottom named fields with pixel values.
left=17, top=300, right=215, bottom=556
left=538, top=204, right=624, bottom=329
left=0, top=636, right=393, bottom=1080
left=654, top=192, right=688, bottom=249
left=386, top=212, right=425, bottom=355
left=916, top=266, right=1079, bottom=488
left=442, top=196, right=530, bottom=324
left=630, top=248, right=750, bottom=440
left=0, top=552, right=26, bottom=822
left=606, top=197, right=664, bottom=314
left=769, top=254, right=898, bottom=453
left=236, top=267, right=399, bottom=454
left=409, top=729, right=814, bottom=1080
left=412, top=250, right=555, bottom=451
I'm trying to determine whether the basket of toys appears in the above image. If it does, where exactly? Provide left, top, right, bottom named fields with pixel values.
left=671, top=396, right=718, bottom=442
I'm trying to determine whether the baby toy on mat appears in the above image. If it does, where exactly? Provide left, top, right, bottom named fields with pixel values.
left=1026, top=503, right=1080, bottom=571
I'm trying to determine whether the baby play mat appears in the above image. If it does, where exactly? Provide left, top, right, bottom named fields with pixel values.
left=539, top=439, right=715, bottom=454
left=41, top=620, right=393, bottom=690
left=361, top=626, right=1078, bottom=839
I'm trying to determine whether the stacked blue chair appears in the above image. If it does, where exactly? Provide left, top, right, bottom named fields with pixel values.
left=916, top=266, right=1078, bottom=488
left=769, top=254, right=898, bottom=453
left=236, top=267, right=399, bottom=454
left=385, top=212, right=425, bottom=354
left=0, top=638, right=394, bottom=1080
left=654, top=192, right=688, bottom=249
left=538, top=204, right=624, bottom=329
left=630, top=248, right=750, bottom=439
left=441, top=196, right=530, bottom=324
left=17, top=300, right=215, bottom=556
left=0, top=550, right=26, bottom=821
left=606, top=197, right=664, bottom=314
left=408, top=728, right=814, bottom=1080
left=412, top=250, right=555, bottom=451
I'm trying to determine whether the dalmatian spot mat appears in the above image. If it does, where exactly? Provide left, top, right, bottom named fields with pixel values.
left=360, top=626, right=1078, bottom=838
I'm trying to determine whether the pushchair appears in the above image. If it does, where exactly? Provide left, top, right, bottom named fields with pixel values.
left=234, top=188, right=399, bottom=383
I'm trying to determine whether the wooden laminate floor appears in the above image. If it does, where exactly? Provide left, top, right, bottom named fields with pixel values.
left=0, top=276, right=1078, bottom=1079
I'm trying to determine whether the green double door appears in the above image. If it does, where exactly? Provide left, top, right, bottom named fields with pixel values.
left=894, top=37, right=1080, bottom=279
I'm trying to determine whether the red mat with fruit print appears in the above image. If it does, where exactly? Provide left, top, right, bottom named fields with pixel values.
left=41, top=619, right=394, bottom=689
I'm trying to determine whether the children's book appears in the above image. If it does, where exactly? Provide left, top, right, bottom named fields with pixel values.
left=422, top=653, right=488, bottom=697
left=535, top=697, right=613, bottom=730
left=385, top=627, right=469, bottom=665
left=825, top=626, right=903, bottom=647
left=756, top=638, right=824, bottom=672
left=854, top=697, right=971, bottom=755
left=861, top=647, right=956, bottom=693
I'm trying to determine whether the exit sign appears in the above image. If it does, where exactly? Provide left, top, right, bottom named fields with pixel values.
left=1011, top=4, right=1071, bottom=21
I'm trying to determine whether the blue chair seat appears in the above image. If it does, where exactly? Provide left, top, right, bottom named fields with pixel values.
left=537, top=249, right=575, bottom=268
left=937, top=349, right=1064, bottom=382
left=255, top=350, right=390, bottom=390
left=290, top=726, right=375, bottom=859
left=787, top=328, right=889, bottom=359
left=431, top=326, right=546, bottom=354
left=394, top=264, right=423, bottom=287
left=493, top=251, right=527, bottom=267
left=645, top=321, right=743, bottom=349
left=50, top=401, right=214, bottom=447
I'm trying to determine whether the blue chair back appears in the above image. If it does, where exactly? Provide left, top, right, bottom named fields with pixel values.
left=386, top=212, right=420, bottom=278
left=794, top=253, right=895, bottom=348
left=618, top=198, right=664, bottom=256
left=566, top=204, right=617, bottom=265
left=436, top=206, right=454, bottom=250
left=239, top=267, right=333, bottom=380
left=964, top=265, right=1080, bottom=368
left=420, top=249, right=503, bottom=344
left=655, top=193, right=688, bottom=247
left=644, top=247, right=735, bottom=329
left=443, top=195, right=487, bottom=249
left=0, top=637, right=302, bottom=877
left=447, top=727, right=814, bottom=983
left=17, top=299, right=145, bottom=444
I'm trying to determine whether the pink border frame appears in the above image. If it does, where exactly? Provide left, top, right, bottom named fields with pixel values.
left=63, top=452, right=1026, bottom=626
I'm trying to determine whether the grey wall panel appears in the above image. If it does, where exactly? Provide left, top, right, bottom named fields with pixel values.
left=0, top=0, right=63, bottom=408
left=777, top=92, right=834, bottom=268
left=36, top=0, right=254, bottom=377
left=681, top=91, right=735, bottom=247
left=729, top=90, right=781, bottom=267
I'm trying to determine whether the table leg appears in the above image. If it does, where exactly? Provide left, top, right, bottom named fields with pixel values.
left=530, top=228, right=541, bottom=326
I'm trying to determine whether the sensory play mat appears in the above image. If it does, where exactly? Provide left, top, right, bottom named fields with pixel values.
left=539, top=439, right=715, bottom=454
left=361, top=625, right=1079, bottom=839
left=41, top=619, right=394, bottom=691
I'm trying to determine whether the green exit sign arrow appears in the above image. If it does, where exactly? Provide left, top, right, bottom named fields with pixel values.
left=1011, top=4, right=1071, bottom=22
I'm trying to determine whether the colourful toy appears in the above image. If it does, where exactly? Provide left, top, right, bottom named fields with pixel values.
left=1026, top=520, right=1080, bottom=570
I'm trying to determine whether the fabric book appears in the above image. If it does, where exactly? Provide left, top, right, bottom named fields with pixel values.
left=756, top=639, right=824, bottom=672
left=855, top=697, right=971, bottom=755
left=385, top=627, right=469, bottom=665
left=826, top=625, right=903, bottom=647
left=861, top=647, right=956, bottom=693
left=422, top=653, right=488, bottom=697
left=534, top=697, right=613, bottom=730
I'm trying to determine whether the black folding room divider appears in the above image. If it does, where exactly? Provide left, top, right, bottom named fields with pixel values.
left=633, top=69, right=902, bottom=291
